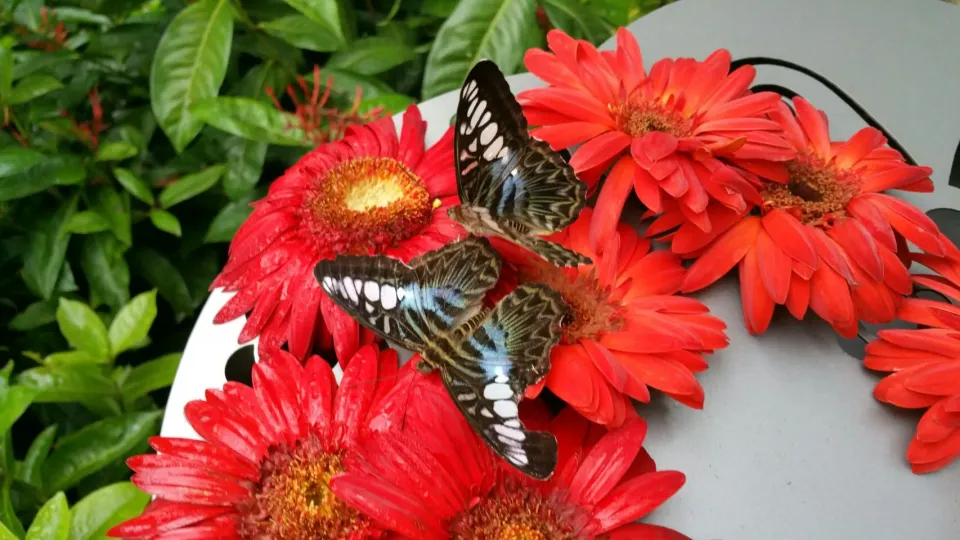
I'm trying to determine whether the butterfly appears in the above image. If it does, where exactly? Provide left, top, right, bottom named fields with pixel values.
left=447, top=59, right=591, bottom=268
left=314, top=237, right=567, bottom=479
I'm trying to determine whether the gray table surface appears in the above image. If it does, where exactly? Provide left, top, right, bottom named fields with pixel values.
left=163, top=0, right=960, bottom=538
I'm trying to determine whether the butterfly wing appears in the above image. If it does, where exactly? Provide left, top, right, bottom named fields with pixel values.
left=441, top=283, right=567, bottom=479
left=454, top=60, right=588, bottom=235
left=313, top=238, right=501, bottom=350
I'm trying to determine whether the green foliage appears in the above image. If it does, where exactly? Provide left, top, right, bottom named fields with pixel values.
left=0, top=0, right=673, bottom=530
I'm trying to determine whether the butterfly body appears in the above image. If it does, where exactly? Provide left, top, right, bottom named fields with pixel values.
left=315, top=238, right=566, bottom=479
left=451, top=60, right=591, bottom=268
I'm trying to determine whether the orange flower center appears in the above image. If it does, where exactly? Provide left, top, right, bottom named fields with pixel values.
left=237, top=436, right=373, bottom=539
left=761, top=157, right=861, bottom=228
left=610, top=98, right=691, bottom=138
left=448, top=484, right=578, bottom=540
left=304, top=156, right=439, bottom=255
left=520, top=260, right=624, bottom=345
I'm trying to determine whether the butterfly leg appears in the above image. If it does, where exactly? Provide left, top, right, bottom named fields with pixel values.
left=415, top=358, right=435, bottom=374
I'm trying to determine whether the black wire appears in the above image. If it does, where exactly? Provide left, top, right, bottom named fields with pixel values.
left=729, top=56, right=919, bottom=166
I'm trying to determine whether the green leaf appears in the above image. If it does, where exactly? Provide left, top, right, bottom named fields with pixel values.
left=56, top=298, right=110, bottom=360
left=18, top=365, right=118, bottom=403
left=158, top=164, right=225, bottom=208
left=94, top=141, right=138, bottom=162
left=80, top=233, right=130, bottom=311
left=89, top=186, right=132, bottom=246
left=108, top=290, right=157, bottom=357
left=21, top=425, right=58, bottom=488
left=51, top=7, right=113, bottom=26
left=23, top=195, right=77, bottom=300
left=150, top=0, right=234, bottom=152
left=42, top=351, right=102, bottom=366
left=0, top=37, right=13, bottom=102
left=9, top=300, right=58, bottom=331
left=0, top=481, right=23, bottom=539
left=43, top=412, right=161, bottom=494
left=7, top=74, right=63, bottom=105
left=150, top=209, right=182, bottom=237
left=260, top=14, right=344, bottom=52
left=0, top=522, right=16, bottom=540
left=326, top=36, right=415, bottom=75
left=540, top=0, right=613, bottom=43
left=191, top=97, right=308, bottom=146
left=422, top=0, right=539, bottom=99
left=282, top=0, right=346, bottom=44
left=69, top=482, right=149, bottom=540
left=357, top=92, right=415, bottom=115
left=222, top=137, right=266, bottom=199
left=121, top=353, right=181, bottom=401
left=422, top=0, right=459, bottom=17
left=112, top=168, right=154, bottom=205
left=66, top=211, right=110, bottom=234
left=25, top=492, right=68, bottom=540
left=0, top=147, right=44, bottom=176
left=0, top=384, right=37, bottom=435
left=130, top=248, right=193, bottom=316
left=204, top=195, right=254, bottom=243
left=0, top=155, right=86, bottom=202
left=311, top=67, right=392, bottom=99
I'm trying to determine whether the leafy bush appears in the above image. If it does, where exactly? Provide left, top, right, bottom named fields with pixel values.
left=0, top=0, right=672, bottom=532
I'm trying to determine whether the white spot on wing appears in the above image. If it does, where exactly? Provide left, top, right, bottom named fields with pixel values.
left=381, top=284, right=397, bottom=310
left=470, top=100, right=486, bottom=129
left=483, top=136, right=504, bottom=161
left=365, top=302, right=374, bottom=313
left=397, top=287, right=406, bottom=302
left=479, top=122, right=497, bottom=145
left=494, top=374, right=508, bottom=384
left=364, top=281, right=380, bottom=302
left=467, top=97, right=478, bottom=117
left=505, top=419, right=521, bottom=428
left=510, top=453, right=529, bottom=466
left=481, top=408, right=493, bottom=418
left=494, top=424, right=526, bottom=441
left=493, top=400, right=518, bottom=418
left=483, top=383, right=512, bottom=400
left=344, top=277, right=359, bottom=303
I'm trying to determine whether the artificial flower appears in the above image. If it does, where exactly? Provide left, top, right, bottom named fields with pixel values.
left=679, top=97, right=958, bottom=337
left=864, top=254, right=960, bottom=473
left=108, top=345, right=403, bottom=539
left=332, top=372, right=690, bottom=539
left=210, top=106, right=461, bottom=363
left=518, top=28, right=793, bottom=252
left=491, top=208, right=728, bottom=425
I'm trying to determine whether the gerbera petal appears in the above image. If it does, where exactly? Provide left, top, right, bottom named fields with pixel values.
left=755, top=228, right=792, bottom=304
left=333, top=344, right=379, bottom=444
left=793, top=97, right=831, bottom=160
left=846, top=196, right=898, bottom=252
left=830, top=218, right=884, bottom=282
left=739, top=246, right=776, bottom=334
left=606, top=523, right=693, bottom=540
left=530, top=122, right=611, bottom=150
left=590, top=156, right=636, bottom=251
left=834, top=127, right=886, bottom=169
left=682, top=216, right=761, bottom=292
left=616, top=27, right=645, bottom=92
left=570, top=131, right=632, bottom=173
left=569, top=419, right=648, bottom=506
left=320, top=293, right=360, bottom=365
left=524, top=48, right=581, bottom=89
left=593, top=470, right=686, bottom=531
left=518, top=87, right=613, bottom=126
left=302, top=354, right=337, bottom=433
left=863, top=193, right=945, bottom=256
left=330, top=474, right=446, bottom=540
left=761, top=209, right=819, bottom=272
left=808, top=264, right=857, bottom=337
left=547, top=344, right=599, bottom=409
left=785, top=275, right=810, bottom=319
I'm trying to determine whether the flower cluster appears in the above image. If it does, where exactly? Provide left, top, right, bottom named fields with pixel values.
left=111, top=24, right=959, bottom=540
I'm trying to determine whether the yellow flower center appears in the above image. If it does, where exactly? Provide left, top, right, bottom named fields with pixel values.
left=610, top=97, right=691, bottom=138
left=449, top=484, right=579, bottom=540
left=518, top=259, right=624, bottom=344
left=305, top=156, right=438, bottom=255
left=761, top=157, right=861, bottom=228
left=237, top=436, right=372, bottom=539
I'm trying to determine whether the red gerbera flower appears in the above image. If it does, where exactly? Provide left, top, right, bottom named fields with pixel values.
left=678, top=97, right=958, bottom=337
left=517, top=28, right=793, bottom=252
left=864, top=255, right=960, bottom=473
left=331, top=373, right=690, bottom=539
left=211, top=106, right=461, bottom=363
left=491, top=208, right=728, bottom=424
left=108, top=345, right=403, bottom=539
